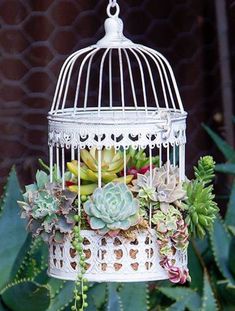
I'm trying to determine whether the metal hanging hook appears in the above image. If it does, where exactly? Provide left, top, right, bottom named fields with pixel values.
left=107, top=0, right=120, bottom=18
left=109, top=0, right=117, bottom=7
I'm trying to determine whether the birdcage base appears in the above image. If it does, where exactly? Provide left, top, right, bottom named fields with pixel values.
left=48, top=229, right=187, bottom=282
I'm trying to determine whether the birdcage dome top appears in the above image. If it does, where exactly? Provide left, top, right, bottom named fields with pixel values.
left=48, top=3, right=187, bottom=150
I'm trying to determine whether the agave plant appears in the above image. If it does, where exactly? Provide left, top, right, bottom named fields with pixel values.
left=84, top=182, right=140, bottom=235
left=18, top=170, right=77, bottom=243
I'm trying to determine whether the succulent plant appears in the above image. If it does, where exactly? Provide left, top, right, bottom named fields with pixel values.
left=18, top=170, right=77, bottom=243
left=185, top=156, right=218, bottom=239
left=185, top=180, right=218, bottom=239
left=127, top=147, right=159, bottom=173
left=194, top=155, right=216, bottom=185
left=152, top=205, right=182, bottom=234
left=152, top=203, right=189, bottom=276
left=84, top=182, right=140, bottom=235
left=132, top=164, right=186, bottom=211
left=67, top=147, right=134, bottom=190
left=157, top=174, right=186, bottom=204
left=160, top=258, right=190, bottom=284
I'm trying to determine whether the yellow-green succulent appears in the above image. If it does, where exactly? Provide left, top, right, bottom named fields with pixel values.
left=67, top=147, right=133, bottom=192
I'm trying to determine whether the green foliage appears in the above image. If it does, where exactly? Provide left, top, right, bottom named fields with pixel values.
left=203, top=124, right=235, bottom=227
left=0, top=168, right=28, bottom=291
left=209, top=218, right=234, bottom=283
left=0, top=169, right=77, bottom=311
left=194, top=156, right=215, bottom=185
left=158, top=287, right=201, bottom=311
left=215, top=163, right=235, bottom=175
left=18, top=173, right=77, bottom=243
left=185, top=157, right=218, bottom=239
left=86, top=283, right=148, bottom=311
left=1, top=120, right=235, bottom=311
left=84, top=182, right=139, bottom=234
left=201, top=272, right=218, bottom=311
left=1, top=281, right=50, bottom=311
left=225, top=181, right=235, bottom=226
left=203, top=124, right=235, bottom=162
left=118, top=283, right=149, bottom=311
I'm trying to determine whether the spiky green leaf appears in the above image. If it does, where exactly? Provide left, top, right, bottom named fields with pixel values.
left=225, top=181, right=235, bottom=227
left=188, top=242, right=204, bottom=292
left=1, top=281, right=50, bottom=311
left=0, top=168, right=28, bottom=290
left=215, top=164, right=235, bottom=175
left=201, top=272, right=218, bottom=311
left=159, top=287, right=201, bottom=311
left=88, top=283, right=107, bottom=310
left=203, top=125, right=235, bottom=162
left=46, top=281, right=74, bottom=311
left=209, top=218, right=235, bottom=284
left=167, top=300, right=186, bottom=311
left=228, top=237, right=235, bottom=278
left=106, top=283, right=122, bottom=311
left=217, top=280, right=235, bottom=305
left=119, top=283, right=148, bottom=311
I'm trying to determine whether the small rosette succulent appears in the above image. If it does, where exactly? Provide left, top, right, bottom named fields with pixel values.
left=18, top=170, right=77, bottom=243
left=132, top=164, right=186, bottom=212
left=84, top=182, right=140, bottom=235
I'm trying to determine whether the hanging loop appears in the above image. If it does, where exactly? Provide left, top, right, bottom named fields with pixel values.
left=109, top=0, right=117, bottom=7
left=107, top=2, right=120, bottom=18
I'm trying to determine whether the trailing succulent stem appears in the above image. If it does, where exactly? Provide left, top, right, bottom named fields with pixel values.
left=71, top=216, right=88, bottom=311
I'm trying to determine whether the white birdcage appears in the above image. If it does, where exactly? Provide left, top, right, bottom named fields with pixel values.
left=47, top=1, right=188, bottom=282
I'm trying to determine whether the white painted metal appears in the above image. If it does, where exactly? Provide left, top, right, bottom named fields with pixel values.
left=48, top=230, right=188, bottom=282
left=47, top=0, right=188, bottom=283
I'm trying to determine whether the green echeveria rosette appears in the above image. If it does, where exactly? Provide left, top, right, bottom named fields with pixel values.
left=84, top=182, right=140, bottom=235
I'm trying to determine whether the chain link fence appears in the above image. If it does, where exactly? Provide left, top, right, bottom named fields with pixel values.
left=0, top=0, right=234, bottom=191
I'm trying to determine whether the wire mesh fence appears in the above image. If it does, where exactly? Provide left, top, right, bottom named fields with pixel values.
left=0, top=0, right=233, bottom=191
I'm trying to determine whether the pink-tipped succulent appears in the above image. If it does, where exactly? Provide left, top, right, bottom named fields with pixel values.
left=160, top=257, right=190, bottom=284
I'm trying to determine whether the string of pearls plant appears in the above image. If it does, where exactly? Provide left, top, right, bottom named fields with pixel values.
left=71, top=210, right=88, bottom=310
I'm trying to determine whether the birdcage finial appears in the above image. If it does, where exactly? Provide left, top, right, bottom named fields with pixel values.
left=97, top=0, right=133, bottom=47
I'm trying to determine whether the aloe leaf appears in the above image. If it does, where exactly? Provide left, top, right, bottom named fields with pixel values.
left=106, top=283, right=122, bottom=311
left=0, top=168, right=28, bottom=290
left=203, top=125, right=235, bottom=162
left=16, top=238, right=48, bottom=283
left=1, top=281, right=50, bottom=311
left=228, top=237, right=235, bottom=277
left=46, top=279, right=66, bottom=298
left=188, top=242, right=204, bottom=292
left=209, top=218, right=235, bottom=284
left=46, top=281, right=75, bottom=311
left=215, top=163, right=235, bottom=174
left=10, top=235, right=32, bottom=280
left=225, top=181, right=235, bottom=226
left=159, top=287, right=201, bottom=311
left=228, top=225, right=235, bottom=236
left=0, top=300, right=8, bottom=311
left=88, top=283, right=106, bottom=309
left=119, top=283, right=148, bottom=311
left=217, top=280, right=235, bottom=305
left=167, top=300, right=186, bottom=311
left=201, top=272, right=218, bottom=311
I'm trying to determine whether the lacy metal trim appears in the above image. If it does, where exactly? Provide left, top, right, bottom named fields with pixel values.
left=48, top=229, right=187, bottom=282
